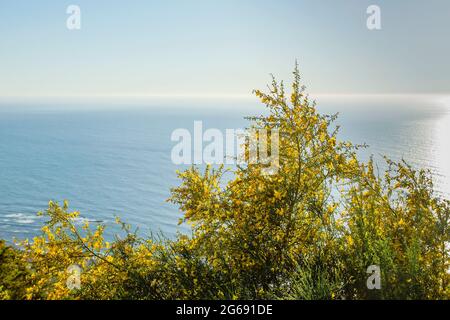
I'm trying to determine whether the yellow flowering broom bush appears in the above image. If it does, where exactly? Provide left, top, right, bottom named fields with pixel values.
left=0, top=65, right=448, bottom=299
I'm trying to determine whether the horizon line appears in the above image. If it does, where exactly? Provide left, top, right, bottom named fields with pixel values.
left=1, top=93, right=449, bottom=100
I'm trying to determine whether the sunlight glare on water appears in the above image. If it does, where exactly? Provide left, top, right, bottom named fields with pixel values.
left=433, top=100, right=450, bottom=197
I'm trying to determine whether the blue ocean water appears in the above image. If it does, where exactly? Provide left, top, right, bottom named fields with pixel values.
left=1, top=96, right=449, bottom=241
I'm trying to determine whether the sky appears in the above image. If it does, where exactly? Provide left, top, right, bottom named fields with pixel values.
left=0, top=0, right=449, bottom=98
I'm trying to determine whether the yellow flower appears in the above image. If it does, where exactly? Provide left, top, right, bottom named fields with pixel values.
left=347, top=235, right=354, bottom=246
left=274, top=190, right=282, bottom=200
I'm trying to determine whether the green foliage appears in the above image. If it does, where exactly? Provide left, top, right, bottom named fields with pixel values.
left=0, top=65, right=448, bottom=300
left=0, top=240, right=29, bottom=299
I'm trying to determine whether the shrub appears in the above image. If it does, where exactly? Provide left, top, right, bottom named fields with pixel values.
left=0, top=64, right=448, bottom=299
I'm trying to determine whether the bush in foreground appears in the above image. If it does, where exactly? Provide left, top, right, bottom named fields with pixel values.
left=1, top=65, right=449, bottom=299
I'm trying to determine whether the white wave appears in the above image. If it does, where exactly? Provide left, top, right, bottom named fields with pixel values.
left=2, top=213, right=40, bottom=224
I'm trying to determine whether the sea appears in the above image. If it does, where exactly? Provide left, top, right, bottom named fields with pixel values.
left=1, top=94, right=449, bottom=242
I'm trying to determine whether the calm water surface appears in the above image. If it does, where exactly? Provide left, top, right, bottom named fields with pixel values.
left=1, top=96, right=449, bottom=241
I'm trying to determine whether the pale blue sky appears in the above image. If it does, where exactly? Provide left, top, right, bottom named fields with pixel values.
left=0, top=0, right=449, bottom=97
